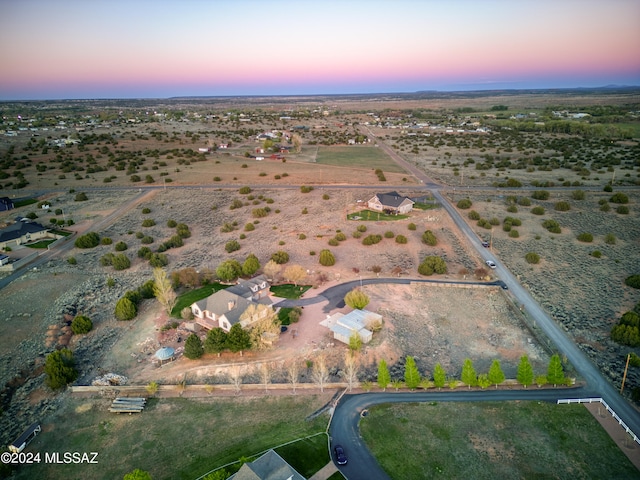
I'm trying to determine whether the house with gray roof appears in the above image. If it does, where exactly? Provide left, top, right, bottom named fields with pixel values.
left=0, top=221, right=50, bottom=250
left=367, top=191, right=414, bottom=214
left=191, top=275, right=272, bottom=332
left=229, top=449, right=306, bottom=480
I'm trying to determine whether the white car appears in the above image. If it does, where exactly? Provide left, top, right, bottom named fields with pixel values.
left=486, top=260, right=497, bottom=269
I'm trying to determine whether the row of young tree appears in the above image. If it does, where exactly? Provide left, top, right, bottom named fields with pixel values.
left=374, top=354, right=568, bottom=391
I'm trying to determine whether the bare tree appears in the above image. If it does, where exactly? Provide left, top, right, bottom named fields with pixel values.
left=260, top=362, right=272, bottom=393
left=312, top=354, right=330, bottom=393
left=229, top=364, right=243, bottom=395
left=263, top=259, right=281, bottom=282
left=153, top=267, right=177, bottom=315
left=342, top=351, right=359, bottom=392
left=283, top=264, right=307, bottom=286
left=287, top=358, right=300, bottom=394
left=241, top=305, right=280, bottom=350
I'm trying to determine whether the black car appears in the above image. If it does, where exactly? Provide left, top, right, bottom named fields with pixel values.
left=334, top=445, right=348, bottom=465
left=481, top=241, right=490, bottom=248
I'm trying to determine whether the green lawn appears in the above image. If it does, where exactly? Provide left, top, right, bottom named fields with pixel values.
left=171, top=283, right=227, bottom=317
left=270, top=284, right=312, bottom=299
left=315, top=146, right=406, bottom=173
left=12, top=198, right=37, bottom=208
left=360, top=401, right=639, bottom=479
left=16, top=396, right=331, bottom=480
left=347, top=209, right=408, bottom=221
left=26, top=239, right=55, bottom=248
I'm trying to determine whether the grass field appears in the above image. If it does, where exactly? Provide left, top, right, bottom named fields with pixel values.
left=315, top=146, right=407, bottom=173
left=14, top=396, right=332, bottom=480
left=347, top=209, right=409, bottom=221
left=171, top=283, right=227, bottom=318
left=360, top=401, right=640, bottom=479
left=270, top=283, right=312, bottom=299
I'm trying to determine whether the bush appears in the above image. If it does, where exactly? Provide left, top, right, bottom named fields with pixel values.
left=616, top=205, right=629, bottom=214
left=319, top=249, right=336, bottom=266
left=44, top=349, right=78, bottom=389
left=572, top=190, right=585, bottom=200
left=517, top=197, right=531, bottom=206
left=114, top=241, right=128, bottom=251
left=418, top=256, right=447, bottom=275
left=252, top=208, right=269, bottom=218
left=542, top=219, right=561, bottom=233
left=407, top=223, right=417, bottom=231
left=506, top=205, right=518, bottom=213
left=554, top=201, right=571, bottom=211
left=239, top=186, right=252, bottom=194
left=67, top=256, right=77, bottom=265
left=591, top=250, right=602, bottom=258
left=357, top=224, right=367, bottom=232
left=468, top=210, right=480, bottom=220
left=531, top=191, right=549, bottom=200
left=101, top=237, right=113, bottom=245
left=457, top=198, right=472, bottom=209
left=184, top=334, right=204, bottom=359
left=71, top=315, right=93, bottom=334
left=74, top=232, right=100, bottom=248
left=422, top=230, right=437, bottom=246
left=300, top=185, right=314, bottom=193
left=335, top=232, right=347, bottom=241
left=531, top=206, right=545, bottom=215
left=141, top=235, right=153, bottom=244
left=362, top=234, right=382, bottom=246
left=384, top=230, right=395, bottom=238
left=525, top=252, right=540, bottom=264
left=604, top=233, right=616, bottom=245
left=225, top=240, right=241, bottom=253
left=577, top=232, right=593, bottom=242
left=148, top=253, right=169, bottom=267
left=176, top=223, right=191, bottom=238
left=625, top=275, right=640, bottom=289
left=600, top=202, right=611, bottom=212
left=167, top=219, right=177, bottom=228
left=610, top=192, right=629, bottom=204
left=508, top=229, right=519, bottom=238
left=112, top=253, right=131, bottom=270
left=142, top=219, right=156, bottom=227
left=115, top=297, right=137, bottom=320
left=395, top=234, right=408, bottom=244
left=328, top=238, right=339, bottom=246
left=138, top=246, right=152, bottom=259
left=603, top=184, right=613, bottom=192
left=74, top=192, right=88, bottom=201
left=271, top=250, right=289, bottom=264
left=244, top=223, right=255, bottom=232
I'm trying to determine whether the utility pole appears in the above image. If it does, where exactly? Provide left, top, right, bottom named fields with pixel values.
left=620, top=353, right=631, bottom=394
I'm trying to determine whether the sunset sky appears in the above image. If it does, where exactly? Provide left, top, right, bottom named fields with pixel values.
left=1, top=0, right=639, bottom=100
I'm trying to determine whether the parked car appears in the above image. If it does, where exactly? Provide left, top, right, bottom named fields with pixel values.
left=486, top=260, right=497, bottom=269
left=334, top=445, right=348, bottom=465
left=481, top=241, right=490, bottom=248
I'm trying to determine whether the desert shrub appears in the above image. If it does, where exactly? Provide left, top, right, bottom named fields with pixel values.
left=176, top=223, right=191, bottom=238
left=115, top=297, right=137, bottom=321
left=508, top=229, right=519, bottom=238
left=362, top=234, right=382, bottom=246
left=502, top=223, right=512, bottom=232
left=525, top=252, right=540, bottom=264
left=137, top=246, right=152, bottom=259
left=418, top=256, right=447, bottom=276
left=244, top=223, right=255, bottom=232
left=300, top=185, right=314, bottom=193
left=335, top=232, right=347, bottom=241
left=603, top=184, right=613, bottom=192
left=616, top=205, right=629, bottom=214
left=591, top=250, right=602, bottom=258
left=112, top=254, right=131, bottom=270
left=572, top=190, right=585, bottom=200
left=298, top=233, right=306, bottom=240
left=220, top=222, right=236, bottom=233
left=604, top=233, right=616, bottom=245
left=352, top=230, right=362, bottom=239
left=577, top=232, right=593, bottom=242
left=71, top=315, right=93, bottom=334
left=610, top=192, right=629, bottom=204
left=239, top=186, right=252, bottom=195
left=531, top=191, right=549, bottom=200
left=384, top=231, right=395, bottom=238
left=625, top=275, right=640, bottom=289
left=506, top=205, right=518, bottom=213
left=319, top=249, right=335, bottom=266
left=422, top=230, right=437, bottom=246
left=357, top=224, right=367, bottom=232
left=457, top=198, right=472, bottom=209
left=74, top=192, right=88, bottom=201
left=407, top=223, right=417, bottom=231
left=517, top=197, right=531, bottom=206
left=75, top=232, right=100, bottom=248
left=503, top=216, right=522, bottom=226
left=114, top=241, right=128, bottom=251
left=252, top=208, right=269, bottom=218
left=44, top=349, right=78, bottom=389
left=328, top=238, right=339, bottom=246
left=140, top=235, right=153, bottom=244
left=167, top=219, right=177, bottom=228
left=489, top=217, right=500, bottom=226
left=225, top=240, right=241, bottom=253
left=477, top=218, right=492, bottom=229
left=230, top=199, right=244, bottom=210
left=101, top=237, right=113, bottom=245
left=600, top=202, right=611, bottom=212
left=142, top=219, right=156, bottom=227
left=531, top=206, right=545, bottom=215
left=67, top=256, right=77, bottom=265
left=467, top=210, right=480, bottom=220
left=395, top=234, right=408, bottom=244
left=322, top=193, right=330, bottom=200
left=271, top=250, right=289, bottom=264
left=542, top=219, right=561, bottom=233
left=213, top=176, right=221, bottom=182
left=554, top=201, right=571, bottom=211
left=141, top=207, right=151, bottom=214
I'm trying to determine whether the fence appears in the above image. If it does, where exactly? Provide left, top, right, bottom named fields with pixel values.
left=557, top=397, right=640, bottom=445
left=0, top=251, right=38, bottom=272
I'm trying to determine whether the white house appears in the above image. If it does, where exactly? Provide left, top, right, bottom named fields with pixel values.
left=321, top=309, right=382, bottom=345
left=366, top=191, right=414, bottom=215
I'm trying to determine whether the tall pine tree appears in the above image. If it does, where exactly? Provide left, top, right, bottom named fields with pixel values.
left=404, top=356, right=421, bottom=390
left=517, top=355, right=534, bottom=387
left=433, top=363, right=446, bottom=390
left=488, top=359, right=505, bottom=389
left=461, top=358, right=477, bottom=389
left=377, top=359, right=391, bottom=391
left=547, top=354, right=565, bottom=387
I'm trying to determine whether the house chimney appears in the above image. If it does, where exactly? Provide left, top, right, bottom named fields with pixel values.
left=227, top=300, right=235, bottom=311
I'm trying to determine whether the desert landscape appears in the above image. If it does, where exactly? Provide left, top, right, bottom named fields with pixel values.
left=0, top=89, right=639, bottom=478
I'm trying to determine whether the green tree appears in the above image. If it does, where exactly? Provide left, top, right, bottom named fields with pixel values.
left=517, top=355, right=534, bottom=387
left=202, top=470, right=229, bottom=480
left=71, top=315, right=93, bottom=334
left=488, top=359, right=505, bottom=389
left=216, top=259, right=243, bottom=282
left=422, top=230, right=437, bottom=246
left=433, top=363, right=446, bottom=390
left=153, top=267, right=177, bottom=315
left=377, top=359, right=391, bottom=391
left=184, top=333, right=204, bottom=359
left=227, top=324, right=251, bottom=355
left=404, top=356, right=421, bottom=390
left=348, top=331, right=362, bottom=353
left=225, top=240, right=241, bottom=253
left=461, top=358, right=477, bottom=389
left=204, top=328, right=227, bottom=355
left=123, top=469, right=152, bottom=480
left=44, top=348, right=78, bottom=389
left=74, top=232, right=100, bottom=248
left=418, top=256, right=447, bottom=275
left=344, top=288, right=370, bottom=309
left=271, top=250, right=290, bottom=264
left=242, top=253, right=260, bottom=277
left=318, top=249, right=336, bottom=266
left=114, top=297, right=137, bottom=321
left=547, top=354, right=565, bottom=387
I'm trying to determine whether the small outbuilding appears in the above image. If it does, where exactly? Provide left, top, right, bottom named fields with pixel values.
left=155, top=347, right=175, bottom=364
left=321, top=309, right=382, bottom=345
